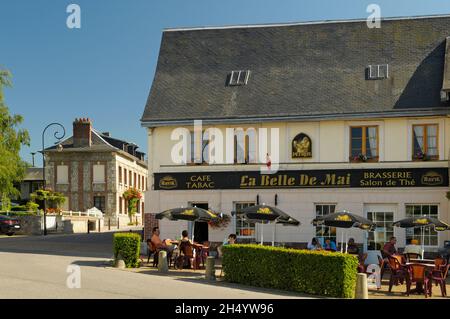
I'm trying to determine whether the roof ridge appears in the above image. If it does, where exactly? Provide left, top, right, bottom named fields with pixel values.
left=163, top=13, right=450, bottom=32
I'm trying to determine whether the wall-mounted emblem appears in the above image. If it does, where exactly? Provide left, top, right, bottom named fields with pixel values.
left=292, top=133, right=312, bottom=158
left=421, top=171, right=443, bottom=186
left=159, top=176, right=178, bottom=189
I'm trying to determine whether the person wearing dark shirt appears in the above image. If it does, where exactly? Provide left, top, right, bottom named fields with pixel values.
left=382, top=237, right=398, bottom=258
left=347, top=238, right=359, bottom=255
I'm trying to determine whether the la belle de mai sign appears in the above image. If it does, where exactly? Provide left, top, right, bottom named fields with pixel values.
left=155, top=167, right=449, bottom=190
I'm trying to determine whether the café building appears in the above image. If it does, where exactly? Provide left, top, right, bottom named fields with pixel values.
left=141, top=15, right=450, bottom=256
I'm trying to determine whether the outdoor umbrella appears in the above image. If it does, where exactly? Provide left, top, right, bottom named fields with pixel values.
left=393, top=216, right=450, bottom=257
left=156, top=206, right=220, bottom=241
left=312, top=210, right=376, bottom=253
left=235, top=204, right=300, bottom=246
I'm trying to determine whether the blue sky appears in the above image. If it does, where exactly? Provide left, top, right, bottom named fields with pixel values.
left=2, top=0, right=450, bottom=166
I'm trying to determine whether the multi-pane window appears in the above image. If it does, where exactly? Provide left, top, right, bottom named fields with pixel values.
left=119, top=197, right=123, bottom=214
left=235, top=202, right=256, bottom=239
left=315, top=204, right=337, bottom=246
left=413, top=124, right=438, bottom=160
left=119, top=167, right=122, bottom=184
left=367, top=211, right=394, bottom=251
left=124, top=169, right=127, bottom=185
left=129, top=171, right=132, bottom=187
left=234, top=129, right=257, bottom=164
left=405, top=205, right=439, bottom=247
left=93, top=196, right=105, bottom=213
left=189, top=131, right=210, bottom=164
left=350, top=126, right=378, bottom=162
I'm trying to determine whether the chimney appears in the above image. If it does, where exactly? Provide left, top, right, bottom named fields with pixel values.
left=73, top=118, right=92, bottom=148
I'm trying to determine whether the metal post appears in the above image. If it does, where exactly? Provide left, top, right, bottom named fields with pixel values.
left=98, top=219, right=101, bottom=232
left=117, top=218, right=120, bottom=229
left=41, top=123, right=66, bottom=236
left=108, top=218, right=111, bottom=230
left=87, top=221, right=90, bottom=234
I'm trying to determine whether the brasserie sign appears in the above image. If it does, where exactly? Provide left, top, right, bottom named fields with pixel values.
left=154, top=167, right=449, bottom=190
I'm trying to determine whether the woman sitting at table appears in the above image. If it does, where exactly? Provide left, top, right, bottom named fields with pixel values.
left=323, top=239, right=337, bottom=251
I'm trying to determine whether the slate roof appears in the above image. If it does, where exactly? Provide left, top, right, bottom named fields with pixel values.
left=141, top=15, right=450, bottom=126
left=44, top=129, right=146, bottom=163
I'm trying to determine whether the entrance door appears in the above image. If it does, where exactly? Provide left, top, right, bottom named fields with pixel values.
left=190, top=202, right=209, bottom=243
left=364, top=204, right=396, bottom=265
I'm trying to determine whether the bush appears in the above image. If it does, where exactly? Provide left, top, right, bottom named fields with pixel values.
left=10, top=205, right=26, bottom=212
left=113, top=233, right=141, bottom=268
left=222, top=244, right=358, bottom=298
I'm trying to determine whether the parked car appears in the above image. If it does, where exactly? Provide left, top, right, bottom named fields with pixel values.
left=0, top=215, right=21, bottom=236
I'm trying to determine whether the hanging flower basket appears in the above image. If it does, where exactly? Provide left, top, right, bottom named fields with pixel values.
left=208, top=214, right=231, bottom=229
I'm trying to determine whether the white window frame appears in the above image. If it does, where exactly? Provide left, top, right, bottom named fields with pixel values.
left=404, top=204, right=440, bottom=249
left=314, top=203, right=337, bottom=247
left=233, top=202, right=256, bottom=239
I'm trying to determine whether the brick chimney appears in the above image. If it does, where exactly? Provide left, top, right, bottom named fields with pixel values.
left=73, top=118, right=92, bottom=148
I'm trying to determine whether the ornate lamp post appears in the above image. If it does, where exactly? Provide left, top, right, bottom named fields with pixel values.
left=42, top=123, right=66, bottom=236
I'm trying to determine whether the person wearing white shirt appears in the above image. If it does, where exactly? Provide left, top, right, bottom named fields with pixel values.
left=404, top=239, right=423, bottom=258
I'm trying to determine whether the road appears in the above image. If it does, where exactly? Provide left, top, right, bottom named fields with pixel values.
left=0, top=231, right=313, bottom=299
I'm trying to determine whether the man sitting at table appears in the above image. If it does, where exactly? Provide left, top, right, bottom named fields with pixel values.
left=151, top=227, right=176, bottom=260
left=404, top=239, right=423, bottom=258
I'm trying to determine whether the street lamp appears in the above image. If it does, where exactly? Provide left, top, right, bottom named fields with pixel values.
left=42, top=123, right=66, bottom=236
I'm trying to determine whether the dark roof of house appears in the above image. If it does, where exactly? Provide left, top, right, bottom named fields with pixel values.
left=44, top=129, right=146, bottom=164
left=141, top=15, right=450, bottom=126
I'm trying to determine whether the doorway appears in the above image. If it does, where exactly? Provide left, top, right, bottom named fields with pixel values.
left=190, top=202, right=209, bottom=243
left=364, top=204, right=396, bottom=265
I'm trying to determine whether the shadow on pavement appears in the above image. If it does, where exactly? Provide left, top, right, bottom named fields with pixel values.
left=0, top=232, right=117, bottom=259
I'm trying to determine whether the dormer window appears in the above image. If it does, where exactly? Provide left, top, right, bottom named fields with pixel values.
left=367, top=64, right=389, bottom=80
left=228, top=70, right=250, bottom=86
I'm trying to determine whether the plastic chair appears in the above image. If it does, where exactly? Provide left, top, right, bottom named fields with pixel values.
left=430, top=264, right=449, bottom=297
left=405, top=253, right=421, bottom=262
left=176, top=241, right=197, bottom=270
left=387, top=256, right=410, bottom=292
left=377, top=255, right=386, bottom=280
left=406, top=263, right=432, bottom=298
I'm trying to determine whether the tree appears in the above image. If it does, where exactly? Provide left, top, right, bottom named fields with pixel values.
left=122, top=187, right=142, bottom=224
left=0, top=70, right=30, bottom=204
left=30, top=189, right=66, bottom=214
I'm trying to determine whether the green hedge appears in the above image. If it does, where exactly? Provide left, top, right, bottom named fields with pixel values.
left=222, top=244, right=358, bottom=298
left=113, top=233, right=141, bottom=268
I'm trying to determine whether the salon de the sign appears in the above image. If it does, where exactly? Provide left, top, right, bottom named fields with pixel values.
left=155, top=167, right=449, bottom=190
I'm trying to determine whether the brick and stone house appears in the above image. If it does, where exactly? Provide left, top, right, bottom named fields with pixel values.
left=44, top=118, right=148, bottom=226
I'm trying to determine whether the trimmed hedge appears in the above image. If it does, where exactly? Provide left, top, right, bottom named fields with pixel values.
left=222, top=244, right=358, bottom=298
left=113, top=233, right=141, bottom=268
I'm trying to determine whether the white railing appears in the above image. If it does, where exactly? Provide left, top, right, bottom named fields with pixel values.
left=61, top=210, right=103, bottom=219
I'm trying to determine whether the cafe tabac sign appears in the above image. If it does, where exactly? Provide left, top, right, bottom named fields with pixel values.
left=155, top=167, right=449, bottom=190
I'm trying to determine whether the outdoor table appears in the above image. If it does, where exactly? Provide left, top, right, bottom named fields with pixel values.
left=409, top=258, right=434, bottom=264
left=404, top=262, right=435, bottom=294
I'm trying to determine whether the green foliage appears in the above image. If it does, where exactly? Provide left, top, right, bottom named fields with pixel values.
left=222, top=244, right=359, bottom=298
left=26, top=201, right=39, bottom=212
left=0, top=70, right=30, bottom=199
left=31, top=189, right=66, bottom=212
left=1, top=195, right=11, bottom=211
left=113, top=232, right=141, bottom=268
left=122, top=188, right=142, bottom=221
left=10, top=205, right=26, bottom=211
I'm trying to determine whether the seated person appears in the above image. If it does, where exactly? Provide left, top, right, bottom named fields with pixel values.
left=307, top=237, right=322, bottom=250
left=323, top=239, right=337, bottom=251
left=151, top=226, right=176, bottom=259
left=347, top=238, right=359, bottom=255
left=404, top=239, right=422, bottom=257
left=382, top=236, right=398, bottom=259
left=180, top=230, right=192, bottom=244
left=223, top=234, right=237, bottom=246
